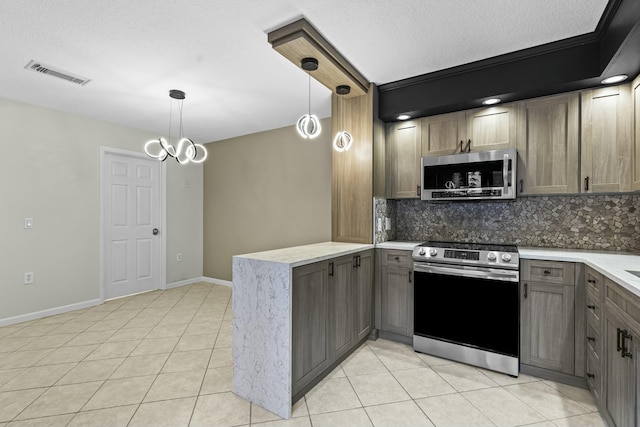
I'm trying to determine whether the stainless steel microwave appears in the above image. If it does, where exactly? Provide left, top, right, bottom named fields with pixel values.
left=421, top=149, right=517, bottom=201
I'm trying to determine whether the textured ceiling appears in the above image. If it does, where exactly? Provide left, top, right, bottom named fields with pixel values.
left=0, top=0, right=608, bottom=143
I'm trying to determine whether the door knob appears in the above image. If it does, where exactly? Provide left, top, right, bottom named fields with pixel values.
left=153, top=228, right=159, bottom=235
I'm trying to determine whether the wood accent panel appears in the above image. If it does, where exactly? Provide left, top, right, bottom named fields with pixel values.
left=331, top=87, right=373, bottom=244
left=268, top=18, right=368, bottom=97
left=581, top=84, right=633, bottom=193
left=516, top=93, right=580, bottom=195
left=633, top=74, right=640, bottom=191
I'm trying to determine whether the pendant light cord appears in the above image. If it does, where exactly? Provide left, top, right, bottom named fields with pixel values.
left=307, top=70, right=311, bottom=116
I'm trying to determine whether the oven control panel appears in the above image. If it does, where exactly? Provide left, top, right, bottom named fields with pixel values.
left=412, top=242, right=519, bottom=269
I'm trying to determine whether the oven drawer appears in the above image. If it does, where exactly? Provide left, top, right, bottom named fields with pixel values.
left=381, top=249, right=412, bottom=268
left=521, top=260, right=575, bottom=286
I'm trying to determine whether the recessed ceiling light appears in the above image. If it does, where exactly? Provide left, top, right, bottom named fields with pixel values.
left=482, top=98, right=501, bottom=105
left=601, top=74, right=628, bottom=84
left=397, top=114, right=411, bottom=120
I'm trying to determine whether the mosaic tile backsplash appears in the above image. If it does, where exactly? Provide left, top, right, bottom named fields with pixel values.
left=380, top=193, right=640, bottom=252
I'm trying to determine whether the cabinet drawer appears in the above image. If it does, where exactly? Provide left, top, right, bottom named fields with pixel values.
left=585, top=350, right=602, bottom=401
left=381, top=250, right=413, bottom=268
left=522, top=260, right=575, bottom=285
left=605, top=277, right=640, bottom=335
left=586, top=291, right=602, bottom=323
left=586, top=320, right=601, bottom=359
left=585, top=267, right=603, bottom=298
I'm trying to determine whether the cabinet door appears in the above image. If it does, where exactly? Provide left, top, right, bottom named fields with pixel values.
left=355, top=250, right=374, bottom=341
left=381, top=264, right=413, bottom=337
left=604, top=311, right=635, bottom=427
left=521, top=281, right=575, bottom=374
left=465, top=103, right=518, bottom=152
left=292, top=261, right=330, bottom=395
left=633, top=75, right=640, bottom=191
left=332, top=91, right=373, bottom=244
left=387, top=120, right=421, bottom=198
left=581, top=85, right=633, bottom=193
left=516, top=93, right=579, bottom=195
left=330, top=255, right=355, bottom=361
left=421, top=111, right=466, bottom=157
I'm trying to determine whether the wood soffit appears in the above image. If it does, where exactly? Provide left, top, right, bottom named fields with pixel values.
left=268, top=18, right=369, bottom=98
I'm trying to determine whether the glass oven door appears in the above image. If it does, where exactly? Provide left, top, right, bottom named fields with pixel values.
left=413, top=266, right=519, bottom=357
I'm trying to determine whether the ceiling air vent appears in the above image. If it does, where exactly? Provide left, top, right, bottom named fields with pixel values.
left=24, top=60, right=91, bottom=86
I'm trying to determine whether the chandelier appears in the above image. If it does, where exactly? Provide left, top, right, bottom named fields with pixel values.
left=144, top=89, right=207, bottom=164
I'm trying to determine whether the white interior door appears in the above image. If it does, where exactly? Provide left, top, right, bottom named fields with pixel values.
left=103, top=151, right=162, bottom=300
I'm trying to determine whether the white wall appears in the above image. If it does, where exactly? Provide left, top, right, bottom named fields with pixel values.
left=0, top=98, right=203, bottom=322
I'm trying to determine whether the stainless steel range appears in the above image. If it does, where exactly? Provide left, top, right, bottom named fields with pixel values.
left=412, top=241, right=520, bottom=376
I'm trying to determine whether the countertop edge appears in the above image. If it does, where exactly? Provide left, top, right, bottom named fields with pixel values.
left=233, top=242, right=374, bottom=268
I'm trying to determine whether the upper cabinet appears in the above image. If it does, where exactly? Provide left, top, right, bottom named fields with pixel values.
left=516, top=93, right=580, bottom=195
left=421, top=104, right=518, bottom=158
left=633, top=74, right=640, bottom=192
left=386, top=120, right=421, bottom=199
left=581, top=85, right=633, bottom=193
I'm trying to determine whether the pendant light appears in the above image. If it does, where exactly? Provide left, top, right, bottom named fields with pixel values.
left=333, top=85, right=353, bottom=152
left=144, top=89, right=207, bottom=164
left=296, top=57, right=321, bottom=139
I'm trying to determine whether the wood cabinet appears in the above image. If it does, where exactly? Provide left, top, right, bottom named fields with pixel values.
left=292, top=249, right=373, bottom=398
left=585, top=267, right=604, bottom=403
left=332, top=90, right=373, bottom=244
left=520, top=260, right=581, bottom=375
left=602, top=277, right=640, bottom=427
left=378, top=249, right=414, bottom=338
left=421, top=104, right=518, bottom=158
left=292, top=261, right=331, bottom=395
left=633, top=74, right=640, bottom=191
left=386, top=120, right=421, bottom=199
left=581, top=85, right=633, bottom=193
left=516, top=93, right=580, bottom=195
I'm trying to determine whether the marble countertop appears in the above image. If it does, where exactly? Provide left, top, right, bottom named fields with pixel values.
left=234, top=241, right=374, bottom=268
left=374, top=241, right=640, bottom=298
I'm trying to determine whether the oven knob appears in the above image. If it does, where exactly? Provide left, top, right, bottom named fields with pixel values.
left=487, top=252, right=497, bottom=262
left=429, top=248, right=438, bottom=257
left=501, top=253, right=512, bottom=263
left=418, top=248, right=426, bottom=256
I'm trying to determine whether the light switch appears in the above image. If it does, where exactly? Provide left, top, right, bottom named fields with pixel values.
left=24, top=218, right=33, bottom=229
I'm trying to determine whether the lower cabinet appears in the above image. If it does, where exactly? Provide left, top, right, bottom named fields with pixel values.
left=601, top=277, right=640, bottom=427
left=292, top=249, right=373, bottom=398
left=378, top=249, right=414, bottom=338
left=520, top=260, right=582, bottom=376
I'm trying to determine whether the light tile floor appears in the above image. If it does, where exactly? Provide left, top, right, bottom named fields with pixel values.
left=0, top=283, right=608, bottom=427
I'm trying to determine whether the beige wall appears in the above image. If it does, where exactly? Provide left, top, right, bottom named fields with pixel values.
left=0, top=98, right=203, bottom=322
left=203, top=118, right=332, bottom=281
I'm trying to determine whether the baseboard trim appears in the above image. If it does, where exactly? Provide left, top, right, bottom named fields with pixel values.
left=201, top=276, right=232, bottom=287
left=0, top=298, right=102, bottom=328
left=166, top=277, right=206, bottom=289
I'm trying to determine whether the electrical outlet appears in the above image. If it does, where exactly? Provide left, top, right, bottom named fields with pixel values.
left=385, top=218, right=392, bottom=231
left=24, top=272, right=34, bottom=284
left=24, top=218, right=33, bottom=229
left=177, top=253, right=183, bottom=262
left=377, top=218, right=382, bottom=232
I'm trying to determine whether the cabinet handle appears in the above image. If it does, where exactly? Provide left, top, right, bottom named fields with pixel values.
left=459, top=140, right=464, bottom=153
left=465, top=139, right=471, bottom=153
left=524, top=283, right=528, bottom=299
left=543, top=270, right=551, bottom=275
left=617, top=328, right=623, bottom=352
left=587, top=279, right=596, bottom=284
left=394, top=256, right=400, bottom=261
left=587, top=305, right=597, bottom=310
left=584, top=176, right=589, bottom=191
left=357, top=255, right=361, bottom=268
left=622, top=330, right=633, bottom=358
left=587, top=373, right=595, bottom=379
left=417, top=185, right=420, bottom=197
left=329, top=262, right=334, bottom=277
left=519, top=179, right=524, bottom=194
left=353, top=256, right=357, bottom=269
left=587, top=336, right=596, bottom=342
left=408, top=271, right=412, bottom=283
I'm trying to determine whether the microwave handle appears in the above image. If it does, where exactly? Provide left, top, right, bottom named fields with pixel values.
left=503, top=153, right=509, bottom=195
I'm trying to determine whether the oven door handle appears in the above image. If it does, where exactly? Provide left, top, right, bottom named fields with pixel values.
left=413, top=263, right=519, bottom=282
